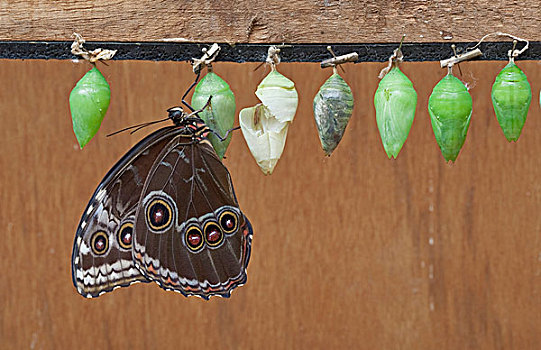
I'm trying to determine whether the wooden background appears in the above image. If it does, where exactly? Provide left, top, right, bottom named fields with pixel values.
left=1, top=59, right=540, bottom=349
left=1, top=0, right=541, bottom=42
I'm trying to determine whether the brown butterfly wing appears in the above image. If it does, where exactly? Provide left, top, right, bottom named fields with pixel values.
left=71, top=127, right=184, bottom=298
left=133, top=136, right=253, bottom=299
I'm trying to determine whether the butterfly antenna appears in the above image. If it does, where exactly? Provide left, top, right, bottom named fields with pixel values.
left=106, top=117, right=170, bottom=137
left=253, top=61, right=265, bottom=72
left=181, top=71, right=201, bottom=112
left=127, top=119, right=169, bottom=135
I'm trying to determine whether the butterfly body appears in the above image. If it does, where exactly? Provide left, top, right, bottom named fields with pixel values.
left=72, top=108, right=253, bottom=299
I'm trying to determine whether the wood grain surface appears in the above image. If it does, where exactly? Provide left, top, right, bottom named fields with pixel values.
left=0, top=59, right=540, bottom=349
left=1, top=0, right=541, bottom=43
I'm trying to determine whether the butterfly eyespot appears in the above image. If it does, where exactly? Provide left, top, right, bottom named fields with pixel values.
left=146, top=198, right=173, bottom=231
left=204, top=221, right=223, bottom=247
left=117, top=223, right=133, bottom=249
left=219, top=210, right=238, bottom=234
left=90, top=231, right=109, bottom=256
left=185, top=226, right=204, bottom=251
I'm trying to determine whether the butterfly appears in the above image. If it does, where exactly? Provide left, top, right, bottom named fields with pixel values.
left=71, top=100, right=253, bottom=300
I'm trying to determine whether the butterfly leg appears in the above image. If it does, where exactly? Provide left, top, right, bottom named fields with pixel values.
left=187, top=96, right=212, bottom=118
left=208, top=126, right=241, bottom=142
left=181, top=71, right=201, bottom=112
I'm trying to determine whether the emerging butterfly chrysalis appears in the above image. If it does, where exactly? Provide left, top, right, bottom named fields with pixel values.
left=313, top=49, right=356, bottom=156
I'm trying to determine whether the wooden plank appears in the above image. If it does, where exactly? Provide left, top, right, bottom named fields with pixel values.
left=1, top=59, right=540, bottom=349
left=0, top=1, right=540, bottom=43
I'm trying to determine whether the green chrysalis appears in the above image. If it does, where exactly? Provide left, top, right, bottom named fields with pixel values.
left=491, top=61, right=531, bottom=142
left=428, top=74, right=472, bottom=162
left=374, top=67, right=417, bottom=159
left=191, top=72, right=236, bottom=159
left=69, top=67, right=111, bottom=149
left=313, top=73, right=354, bottom=156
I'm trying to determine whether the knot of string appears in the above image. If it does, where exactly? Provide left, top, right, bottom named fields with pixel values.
left=71, top=33, right=116, bottom=63
left=192, top=43, right=221, bottom=74
left=266, top=46, right=281, bottom=70
left=378, top=47, right=404, bottom=79
left=192, top=57, right=214, bottom=73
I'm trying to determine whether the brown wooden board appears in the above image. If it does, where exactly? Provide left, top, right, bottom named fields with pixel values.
left=1, top=1, right=541, bottom=43
left=1, top=59, right=540, bottom=349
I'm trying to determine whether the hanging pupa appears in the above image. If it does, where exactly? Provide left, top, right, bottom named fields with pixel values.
left=428, top=46, right=481, bottom=162
left=69, top=33, right=116, bottom=149
left=191, top=72, right=236, bottom=158
left=190, top=45, right=236, bottom=159
left=428, top=72, right=472, bottom=162
left=374, top=40, right=417, bottom=159
left=190, top=44, right=236, bottom=158
left=240, top=46, right=298, bottom=174
left=491, top=39, right=531, bottom=142
left=70, top=67, right=111, bottom=149
left=491, top=62, right=531, bottom=141
left=313, top=49, right=357, bottom=156
left=313, top=74, right=354, bottom=156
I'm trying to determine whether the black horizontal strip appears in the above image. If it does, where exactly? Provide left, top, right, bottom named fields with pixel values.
left=0, top=41, right=540, bottom=62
